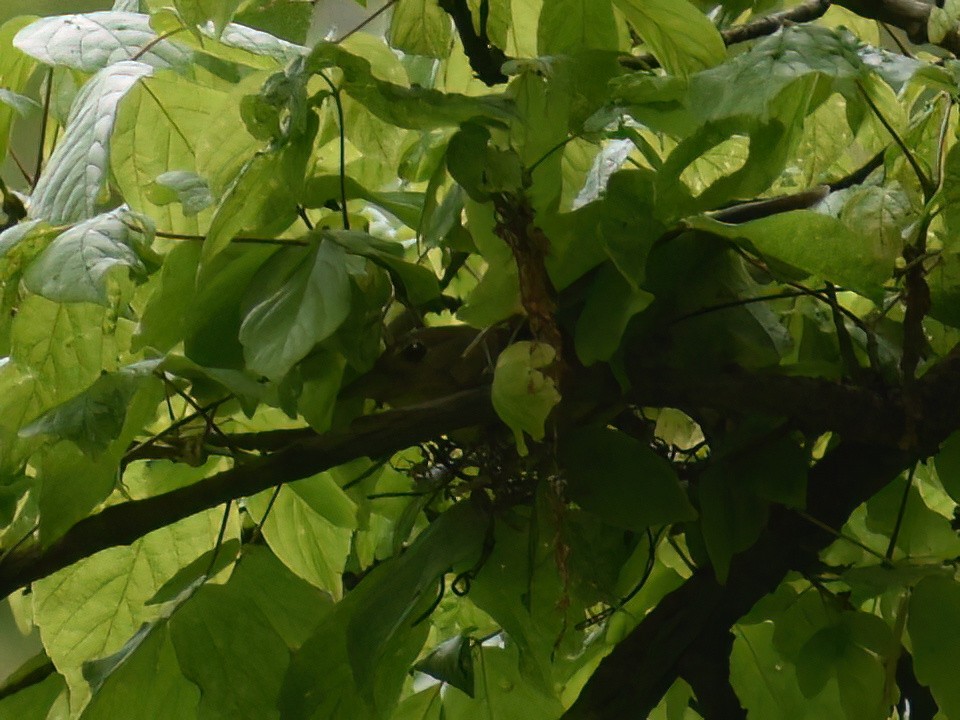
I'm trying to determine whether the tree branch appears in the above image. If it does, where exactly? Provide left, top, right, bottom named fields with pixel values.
left=621, top=0, right=832, bottom=70
left=0, top=388, right=497, bottom=599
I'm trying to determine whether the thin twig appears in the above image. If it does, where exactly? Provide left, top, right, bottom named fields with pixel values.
left=885, top=464, right=916, bottom=560
left=315, top=70, right=350, bottom=230
left=334, top=0, right=399, bottom=44
left=32, top=69, right=52, bottom=191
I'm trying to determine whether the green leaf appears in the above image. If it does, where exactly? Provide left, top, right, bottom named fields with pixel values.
left=307, top=44, right=513, bottom=130
left=31, top=62, right=153, bottom=224
left=22, top=209, right=155, bottom=305
left=0, top=673, right=65, bottom=720
left=491, top=342, right=561, bottom=455
left=414, top=634, right=475, bottom=698
left=201, top=114, right=315, bottom=265
left=173, top=0, right=243, bottom=36
left=146, top=171, right=214, bottom=216
left=909, top=575, right=960, bottom=718
left=323, top=229, right=440, bottom=307
left=446, top=123, right=523, bottom=202
left=698, top=462, right=769, bottom=584
left=111, top=70, right=231, bottom=235
left=440, top=644, right=565, bottom=718
left=574, top=263, right=653, bottom=365
left=32, top=509, right=232, bottom=705
left=0, top=17, right=38, bottom=161
left=389, top=0, right=452, bottom=58
left=687, top=26, right=864, bottom=123
left=685, top=210, right=891, bottom=301
left=560, top=425, right=696, bottom=531
left=537, top=0, right=618, bottom=55
left=13, top=12, right=193, bottom=73
left=238, top=240, right=352, bottom=380
left=81, top=623, right=200, bottom=720
left=281, top=500, right=488, bottom=718
left=303, top=175, right=424, bottom=230
left=150, top=9, right=305, bottom=67
left=170, top=547, right=330, bottom=720
left=10, top=296, right=116, bottom=421
left=245, top=483, right=354, bottom=597
left=612, top=0, right=725, bottom=77
left=20, top=360, right=161, bottom=455
left=934, top=430, right=960, bottom=503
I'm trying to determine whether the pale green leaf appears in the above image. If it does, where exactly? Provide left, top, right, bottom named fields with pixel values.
left=32, top=510, right=231, bottom=706
left=111, top=70, right=230, bottom=235
left=31, top=61, right=154, bottom=224
left=612, top=0, right=725, bottom=77
left=245, top=484, right=354, bottom=597
left=146, top=171, right=214, bottom=216
left=10, top=297, right=116, bottom=420
left=537, top=0, right=618, bottom=55
left=22, top=209, right=154, bottom=305
left=201, top=116, right=314, bottom=265
left=13, top=12, right=193, bottom=73
left=389, top=0, right=452, bottom=58
left=150, top=9, right=305, bottom=68
left=491, top=342, right=561, bottom=455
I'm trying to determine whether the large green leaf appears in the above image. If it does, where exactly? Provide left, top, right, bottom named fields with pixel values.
left=32, top=509, right=233, bottom=706
left=909, top=575, right=960, bottom=718
left=389, top=0, right=452, bottom=58
left=80, top=623, right=200, bottom=720
left=685, top=210, right=892, bottom=301
left=169, top=547, right=331, bottom=720
left=612, top=0, right=725, bottom=77
left=307, top=44, right=513, bottom=130
left=111, top=70, right=231, bottom=235
left=560, top=425, right=696, bottom=532
left=280, top=500, right=488, bottom=718
left=22, top=209, right=155, bottom=305
left=245, top=483, right=354, bottom=598
left=30, top=61, right=153, bottom=223
left=238, top=239, right=352, bottom=380
left=13, top=12, right=193, bottom=73
left=537, top=0, right=618, bottom=55
left=323, top=229, right=440, bottom=307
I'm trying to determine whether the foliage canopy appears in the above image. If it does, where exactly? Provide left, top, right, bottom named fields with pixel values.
left=3, top=0, right=960, bottom=718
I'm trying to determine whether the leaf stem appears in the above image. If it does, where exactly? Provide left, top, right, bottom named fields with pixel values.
left=334, top=0, right=399, bottom=44
left=884, top=464, right=916, bottom=560
left=316, top=70, right=350, bottom=230
left=32, top=68, right=52, bottom=191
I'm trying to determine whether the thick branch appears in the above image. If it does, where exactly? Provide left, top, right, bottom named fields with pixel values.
left=626, top=366, right=904, bottom=446
left=565, top=344, right=960, bottom=717
left=0, top=388, right=496, bottom=599
left=563, top=440, right=913, bottom=718
left=834, top=0, right=960, bottom=52
left=622, top=0, right=832, bottom=70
